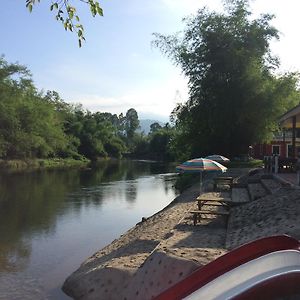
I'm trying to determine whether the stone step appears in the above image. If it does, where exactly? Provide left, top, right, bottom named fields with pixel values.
left=260, top=178, right=282, bottom=194
left=247, top=183, right=268, bottom=201
left=231, top=187, right=250, bottom=203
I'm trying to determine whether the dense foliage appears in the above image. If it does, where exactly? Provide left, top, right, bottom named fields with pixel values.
left=154, top=0, right=300, bottom=159
left=0, top=58, right=67, bottom=159
left=132, top=122, right=175, bottom=161
left=0, top=56, right=174, bottom=162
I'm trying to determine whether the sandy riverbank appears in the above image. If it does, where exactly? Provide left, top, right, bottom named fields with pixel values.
left=62, top=168, right=300, bottom=299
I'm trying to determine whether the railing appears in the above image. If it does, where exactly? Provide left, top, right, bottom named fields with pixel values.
left=272, top=130, right=300, bottom=141
left=264, top=156, right=297, bottom=173
left=273, top=131, right=292, bottom=139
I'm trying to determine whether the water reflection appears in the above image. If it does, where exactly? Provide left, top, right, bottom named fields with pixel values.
left=0, top=239, right=31, bottom=273
left=0, top=160, right=177, bottom=298
left=125, top=181, right=138, bottom=203
left=0, top=170, right=75, bottom=274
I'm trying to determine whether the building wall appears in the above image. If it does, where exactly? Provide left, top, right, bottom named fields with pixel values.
left=253, top=141, right=290, bottom=159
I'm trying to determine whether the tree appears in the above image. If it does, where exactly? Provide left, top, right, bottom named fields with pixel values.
left=63, top=107, right=127, bottom=159
left=154, top=0, right=300, bottom=158
left=0, top=56, right=131, bottom=161
left=132, top=133, right=149, bottom=158
left=125, top=108, right=139, bottom=140
left=149, top=127, right=174, bottom=161
left=0, top=56, right=68, bottom=159
left=26, top=0, right=103, bottom=47
left=149, top=122, right=162, bottom=134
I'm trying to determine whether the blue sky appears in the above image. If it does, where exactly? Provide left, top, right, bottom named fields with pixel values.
left=1, top=1, right=300, bottom=122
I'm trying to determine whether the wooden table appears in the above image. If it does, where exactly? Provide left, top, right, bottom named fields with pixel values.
left=190, top=195, right=233, bottom=225
left=196, top=195, right=233, bottom=210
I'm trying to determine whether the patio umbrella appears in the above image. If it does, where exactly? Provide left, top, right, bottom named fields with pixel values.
left=205, top=155, right=230, bottom=163
left=176, top=158, right=227, bottom=193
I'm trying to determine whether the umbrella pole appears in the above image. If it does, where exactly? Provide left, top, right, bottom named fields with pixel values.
left=200, top=171, right=203, bottom=194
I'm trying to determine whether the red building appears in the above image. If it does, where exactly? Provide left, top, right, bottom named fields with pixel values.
left=252, top=130, right=300, bottom=159
left=253, top=104, right=300, bottom=159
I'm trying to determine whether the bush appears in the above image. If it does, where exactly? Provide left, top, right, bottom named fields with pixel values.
left=229, top=159, right=263, bottom=168
left=174, top=173, right=199, bottom=193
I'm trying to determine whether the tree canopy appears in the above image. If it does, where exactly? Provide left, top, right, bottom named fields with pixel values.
left=26, top=0, right=103, bottom=47
left=0, top=56, right=67, bottom=158
left=154, top=0, right=300, bottom=158
left=0, top=55, right=176, bottom=162
left=0, top=56, right=138, bottom=160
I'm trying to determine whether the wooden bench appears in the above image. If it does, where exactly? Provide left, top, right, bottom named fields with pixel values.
left=190, top=210, right=230, bottom=225
left=213, top=177, right=233, bottom=191
left=196, top=196, right=233, bottom=210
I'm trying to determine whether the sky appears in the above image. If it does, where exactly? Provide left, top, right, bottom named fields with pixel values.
left=1, top=0, right=300, bottom=122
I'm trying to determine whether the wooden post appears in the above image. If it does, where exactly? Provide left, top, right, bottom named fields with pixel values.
left=283, top=129, right=287, bottom=158
left=292, top=115, right=296, bottom=159
left=274, top=155, right=278, bottom=174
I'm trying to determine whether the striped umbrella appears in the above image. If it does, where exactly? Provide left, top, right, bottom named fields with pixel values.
left=205, top=155, right=230, bottom=164
left=176, top=158, right=227, bottom=193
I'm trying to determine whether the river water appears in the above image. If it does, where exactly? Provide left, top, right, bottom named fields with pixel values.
left=0, top=160, right=178, bottom=299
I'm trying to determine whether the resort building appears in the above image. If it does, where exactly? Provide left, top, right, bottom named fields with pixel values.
left=252, top=103, right=300, bottom=160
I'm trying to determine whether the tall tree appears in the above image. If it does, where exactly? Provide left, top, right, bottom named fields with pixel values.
left=148, top=126, right=174, bottom=161
left=0, top=56, right=68, bottom=159
left=125, top=108, right=139, bottom=140
left=149, top=122, right=162, bottom=134
left=154, top=0, right=299, bottom=158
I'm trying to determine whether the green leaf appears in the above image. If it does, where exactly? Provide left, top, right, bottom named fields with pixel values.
left=96, top=2, right=103, bottom=16
left=97, top=6, right=103, bottom=16
left=78, top=39, right=82, bottom=48
left=90, top=4, right=97, bottom=17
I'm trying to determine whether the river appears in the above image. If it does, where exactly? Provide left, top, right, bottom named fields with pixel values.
left=0, top=160, right=178, bottom=300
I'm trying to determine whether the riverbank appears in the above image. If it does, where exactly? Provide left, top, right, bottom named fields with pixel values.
left=0, top=158, right=90, bottom=172
left=63, top=167, right=300, bottom=299
left=61, top=168, right=246, bottom=298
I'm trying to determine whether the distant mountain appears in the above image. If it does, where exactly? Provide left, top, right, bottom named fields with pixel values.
left=138, top=119, right=165, bottom=135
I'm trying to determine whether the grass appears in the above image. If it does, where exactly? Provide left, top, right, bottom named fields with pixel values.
left=0, top=157, right=90, bottom=172
left=228, top=159, right=264, bottom=168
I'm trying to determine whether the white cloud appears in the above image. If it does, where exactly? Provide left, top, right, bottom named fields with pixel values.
left=251, top=0, right=300, bottom=73
left=72, top=73, right=189, bottom=121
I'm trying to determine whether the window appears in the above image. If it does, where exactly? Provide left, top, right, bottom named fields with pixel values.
left=272, top=145, right=280, bottom=155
